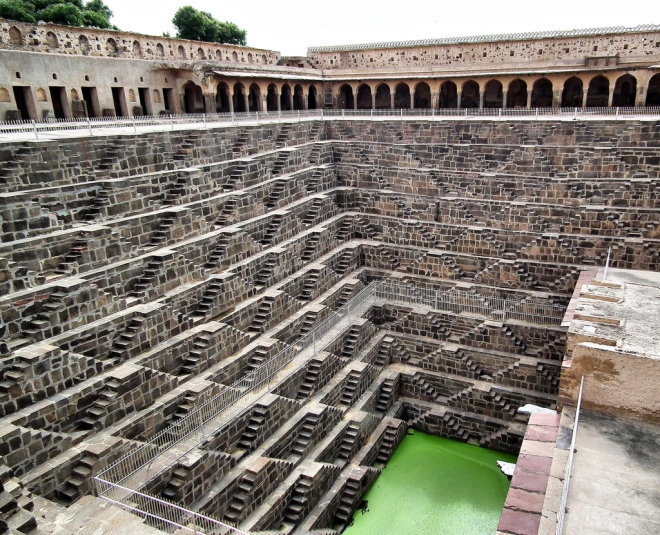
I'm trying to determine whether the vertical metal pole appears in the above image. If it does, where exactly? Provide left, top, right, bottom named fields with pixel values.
left=87, top=116, right=92, bottom=136
left=32, top=120, right=38, bottom=140
left=256, top=111, right=259, bottom=125
left=603, top=246, right=612, bottom=281
left=132, top=117, right=137, bottom=133
left=203, top=113, right=207, bottom=128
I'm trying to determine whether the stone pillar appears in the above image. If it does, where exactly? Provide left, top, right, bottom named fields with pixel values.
left=552, top=89, right=562, bottom=108
left=304, top=91, right=309, bottom=110
left=582, top=88, right=588, bottom=108
left=203, top=94, right=215, bottom=114
left=431, top=92, right=439, bottom=109
left=277, top=91, right=281, bottom=112
left=228, top=92, right=234, bottom=114
left=354, top=90, right=358, bottom=110
left=457, top=92, right=462, bottom=109
left=608, top=87, right=615, bottom=107
left=410, top=93, right=415, bottom=109
left=372, top=92, right=376, bottom=110
left=636, top=85, right=648, bottom=107
left=502, top=91, right=507, bottom=109
left=390, top=92, right=395, bottom=109
left=479, top=92, right=484, bottom=109
left=526, top=90, right=532, bottom=109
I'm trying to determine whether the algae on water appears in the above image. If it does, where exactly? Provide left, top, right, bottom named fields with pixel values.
left=344, top=431, right=517, bottom=535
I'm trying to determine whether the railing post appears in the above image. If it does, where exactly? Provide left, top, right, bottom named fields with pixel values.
left=132, top=117, right=137, bottom=133
left=231, top=112, right=235, bottom=126
left=203, top=113, right=207, bottom=128
left=32, top=120, right=38, bottom=140
left=87, top=116, right=92, bottom=136
left=170, top=115, right=174, bottom=130
left=256, top=111, right=259, bottom=125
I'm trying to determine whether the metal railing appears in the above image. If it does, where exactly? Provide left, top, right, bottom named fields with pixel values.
left=97, top=283, right=375, bottom=491
left=374, top=280, right=565, bottom=325
left=556, top=375, right=585, bottom=535
left=94, top=279, right=566, bottom=532
left=1, top=106, right=659, bottom=141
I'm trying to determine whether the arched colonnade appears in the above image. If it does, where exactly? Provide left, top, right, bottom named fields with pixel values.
left=333, top=72, right=660, bottom=110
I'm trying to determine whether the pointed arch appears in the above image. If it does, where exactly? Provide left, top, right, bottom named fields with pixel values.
left=439, top=81, right=457, bottom=108
left=586, top=75, right=609, bottom=107
left=375, top=83, right=391, bottom=109
left=461, top=80, right=480, bottom=108
left=414, top=82, right=431, bottom=109
left=561, top=77, right=584, bottom=107
left=337, top=84, right=354, bottom=109
left=394, top=83, right=411, bottom=109
left=507, top=79, right=528, bottom=108
left=357, top=84, right=372, bottom=109
left=613, top=74, right=636, bottom=107
left=531, top=78, right=553, bottom=108
left=483, top=80, right=503, bottom=108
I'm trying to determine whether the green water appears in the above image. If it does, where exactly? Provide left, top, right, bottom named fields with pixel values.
left=343, top=431, right=516, bottom=535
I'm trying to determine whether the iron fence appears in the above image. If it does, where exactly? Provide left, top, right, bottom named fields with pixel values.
left=1, top=106, right=659, bottom=141
left=94, top=279, right=566, bottom=532
left=556, top=375, right=585, bottom=535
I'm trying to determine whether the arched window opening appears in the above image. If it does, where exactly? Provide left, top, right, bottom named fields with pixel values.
left=249, top=83, right=261, bottom=112
left=646, top=74, right=660, bottom=107
left=280, top=84, right=292, bottom=111
left=586, top=75, right=609, bottom=107
left=337, top=85, right=354, bottom=109
left=197, top=48, right=206, bottom=59
left=9, top=27, right=22, bottom=46
left=439, top=81, right=457, bottom=108
left=178, top=45, right=186, bottom=59
left=357, top=84, right=372, bottom=109
left=232, top=51, right=238, bottom=62
left=183, top=82, right=203, bottom=114
left=461, top=80, right=480, bottom=108
left=561, top=77, right=583, bottom=107
left=308, top=85, right=318, bottom=110
left=293, top=84, right=304, bottom=110
left=79, top=35, right=90, bottom=52
left=216, top=83, right=231, bottom=113
left=394, top=83, right=411, bottom=109
left=531, top=78, right=553, bottom=108
left=375, top=84, right=391, bottom=109
left=132, top=41, right=142, bottom=56
left=248, top=53, right=253, bottom=63
left=156, top=43, right=165, bottom=57
left=483, top=80, right=503, bottom=108
left=612, top=74, right=637, bottom=107
left=233, top=82, right=247, bottom=113
left=507, top=79, right=528, bottom=108
left=414, top=82, right=431, bottom=109
left=266, top=84, right=279, bottom=111
left=46, top=32, right=58, bottom=48
left=106, top=38, right=117, bottom=53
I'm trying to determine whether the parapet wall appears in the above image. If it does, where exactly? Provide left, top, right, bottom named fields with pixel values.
left=308, top=25, right=660, bottom=71
left=0, top=18, right=279, bottom=64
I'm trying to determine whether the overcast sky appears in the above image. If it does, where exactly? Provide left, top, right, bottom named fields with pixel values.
left=108, top=0, right=659, bottom=56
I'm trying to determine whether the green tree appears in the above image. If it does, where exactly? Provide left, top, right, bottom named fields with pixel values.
left=0, top=0, right=116, bottom=29
left=37, top=3, right=83, bottom=25
left=172, top=6, right=246, bottom=46
left=0, top=0, right=37, bottom=22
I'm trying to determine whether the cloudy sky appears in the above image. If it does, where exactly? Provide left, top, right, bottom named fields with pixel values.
left=108, top=0, right=658, bottom=56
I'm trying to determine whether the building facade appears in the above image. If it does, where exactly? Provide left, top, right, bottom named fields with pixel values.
left=1, top=19, right=660, bottom=121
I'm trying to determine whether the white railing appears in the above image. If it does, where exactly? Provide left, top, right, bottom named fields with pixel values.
left=94, top=279, right=566, bottom=532
left=1, top=106, right=659, bottom=141
left=374, top=280, right=565, bottom=325
left=556, top=375, right=585, bottom=535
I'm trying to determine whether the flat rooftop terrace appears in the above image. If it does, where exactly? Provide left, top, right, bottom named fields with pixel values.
left=564, top=409, right=660, bottom=535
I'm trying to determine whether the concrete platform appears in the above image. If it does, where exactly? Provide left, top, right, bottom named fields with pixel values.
left=563, top=410, right=660, bottom=535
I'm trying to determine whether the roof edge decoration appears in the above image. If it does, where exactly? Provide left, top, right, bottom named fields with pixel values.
left=307, top=24, right=660, bottom=53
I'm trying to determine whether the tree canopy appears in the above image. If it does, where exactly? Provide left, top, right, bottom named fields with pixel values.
left=172, top=6, right=246, bottom=46
left=0, top=0, right=116, bottom=29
